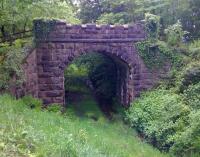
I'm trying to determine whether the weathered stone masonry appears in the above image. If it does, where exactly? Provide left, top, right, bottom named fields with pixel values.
left=22, top=20, right=157, bottom=106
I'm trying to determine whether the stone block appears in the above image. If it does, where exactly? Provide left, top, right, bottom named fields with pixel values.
left=20, top=21, right=167, bottom=107
left=45, top=91, right=63, bottom=97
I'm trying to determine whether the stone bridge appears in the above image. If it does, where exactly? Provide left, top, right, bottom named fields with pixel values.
left=20, top=20, right=159, bottom=106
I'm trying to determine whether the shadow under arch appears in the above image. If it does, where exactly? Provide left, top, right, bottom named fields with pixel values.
left=57, top=43, right=138, bottom=106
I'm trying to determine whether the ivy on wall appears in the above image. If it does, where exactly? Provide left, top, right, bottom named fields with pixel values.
left=136, top=41, right=183, bottom=70
left=33, top=19, right=57, bottom=45
left=137, top=13, right=184, bottom=70
left=145, top=13, right=160, bottom=42
left=136, top=41, right=166, bottom=69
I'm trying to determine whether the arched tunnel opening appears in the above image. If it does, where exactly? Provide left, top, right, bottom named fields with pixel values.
left=64, top=51, right=130, bottom=119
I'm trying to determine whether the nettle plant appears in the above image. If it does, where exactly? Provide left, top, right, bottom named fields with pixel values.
left=145, top=13, right=160, bottom=42
left=164, top=20, right=189, bottom=46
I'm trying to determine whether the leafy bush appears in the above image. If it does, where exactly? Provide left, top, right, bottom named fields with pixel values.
left=136, top=41, right=167, bottom=69
left=189, top=48, right=200, bottom=60
left=126, top=89, right=190, bottom=151
left=157, top=41, right=183, bottom=67
left=178, top=62, right=200, bottom=92
left=183, top=82, right=200, bottom=110
left=21, top=95, right=42, bottom=110
left=145, top=13, right=160, bottom=42
left=170, top=111, right=200, bottom=157
left=189, top=40, right=200, bottom=50
left=0, top=39, right=32, bottom=90
left=164, top=21, right=188, bottom=46
left=97, top=12, right=130, bottom=24
left=136, top=41, right=182, bottom=69
left=46, top=103, right=62, bottom=113
left=189, top=40, right=200, bottom=60
left=126, top=80, right=200, bottom=156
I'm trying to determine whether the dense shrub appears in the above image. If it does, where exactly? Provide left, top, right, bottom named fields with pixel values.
left=126, top=80, right=200, bottom=156
left=97, top=12, right=130, bottom=24
left=145, top=13, right=160, bottom=42
left=46, top=104, right=63, bottom=113
left=189, top=40, right=200, bottom=60
left=136, top=41, right=182, bottom=69
left=21, top=95, right=42, bottom=110
left=0, top=39, right=32, bottom=90
left=136, top=41, right=167, bottom=69
left=190, top=48, right=200, bottom=60
left=164, top=21, right=188, bottom=46
left=183, top=82, right=200, bottom=110
left=170, top=111, right=200, bottom=157
left=126, top=89, right=190, bottom=151
left=178, top=63, right=200, bottom=92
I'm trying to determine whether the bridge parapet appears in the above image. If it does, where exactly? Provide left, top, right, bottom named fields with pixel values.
left=34, top=20, right=146, bottom=43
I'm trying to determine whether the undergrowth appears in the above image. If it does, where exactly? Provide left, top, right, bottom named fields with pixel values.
left=0, top=94, right=170, bottom=157
left=126, top=41, right=200, bottom=157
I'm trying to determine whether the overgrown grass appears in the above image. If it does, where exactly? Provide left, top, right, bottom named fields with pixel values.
left=0, top=94, right=170, bottom=157
left=67, top=93, right=105, bottom=120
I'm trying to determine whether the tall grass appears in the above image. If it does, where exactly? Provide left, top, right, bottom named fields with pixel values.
left=0, top=94, right=170, bottom=157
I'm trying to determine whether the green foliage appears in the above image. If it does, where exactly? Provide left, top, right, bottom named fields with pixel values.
left=76, top=0, right=200, bottom=38
left=126, top=89, right=190, bottom=151
left=164, top=21, right=188, bottom=46
left=0, top=43, right=10, bottom=57
left=126, top=59, right=200, bottom=156
left=65, top=64, right=89, bottom=77
left=1, top=1, right=200, bottom=157
left=67, top=90, right=105, bottom=120
left=0, top=94, right=169, bottom=157
left=0, top=0, right=79, bottom=41
left=136, top=41, right=167, bottom=69
left=145, top=13, right=160, bottom=42
left=183, top=83, right=200, bottom=110
left=189, top=40, right=200, bottom=50
left=170, top=110, right=200, bottom=157
left=65, top=52, right=118, bottom=104
left=33, top=19, right=57, bottom=45
left=64, top=63, right=89, bottom=93
left=46, top=104, right=62, bottom=113
left=77, top=0, right=102, bottom=23
left=78, top=0, right=135, bottom=24
left=178, top=62, right=200, bottom=92
left=97, top=12, right=130, bottom=24
left=0, top=39, right=32, bottom=90
left=21, top=95, right=42, bottom=110
left=189, top=40, right=200, bottom=60
left=136, top=41, right=182, bottom=69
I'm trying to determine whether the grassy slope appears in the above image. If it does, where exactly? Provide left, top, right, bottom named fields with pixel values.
left=0, top=94, right=170, bottom=157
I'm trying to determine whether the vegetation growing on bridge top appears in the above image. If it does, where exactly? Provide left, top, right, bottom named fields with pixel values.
left=136, top=14, right=187, bottom=70
left=33, top=19, right=57, bottom=45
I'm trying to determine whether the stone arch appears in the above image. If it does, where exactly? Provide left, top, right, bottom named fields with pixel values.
left=56, top=43, right=137, bottom=106
left=20, top=20, right=158, bottom=107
